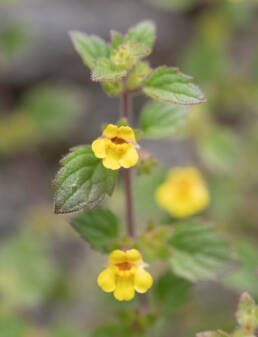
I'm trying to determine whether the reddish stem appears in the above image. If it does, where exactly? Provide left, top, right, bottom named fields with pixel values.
left=122, top=90, right=129, bottom=121
left=122, top=90, right=135, bottom=238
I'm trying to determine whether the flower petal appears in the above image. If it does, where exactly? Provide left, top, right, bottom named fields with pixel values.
left=155, top=183, right=172, bottom=213
left=102, top=149, right=121, bottom=170
left=119, top=146, right=138, bottom=168
left=109, top=249, right=126, bottom=264
left=156, top=167, right=209, bottom=218
left=118, top=126, right=136, bottom=141
left=126, top=249, right=142, bottom=264
left=92, top=138, right=106, bottom=159
left=103, top=124, right=118, bottom=138
left=114, top=277, right=135, bottom=301
left=134, top=268, right=153, bottom=294
left=97, top=266, right=116, bottom=293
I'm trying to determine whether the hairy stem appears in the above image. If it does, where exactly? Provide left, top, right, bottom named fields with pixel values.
left=122, top=90, right=147, bottom=310
left=122, top=90, right=129, bottom=121
left=122, top=90, right=135, bottom=238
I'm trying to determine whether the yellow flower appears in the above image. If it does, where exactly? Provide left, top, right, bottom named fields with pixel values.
left=92, top=124, right=139, bottom=170
left=155, top=167, right=209, bottom=218
left=97, top=249, right=153, bottom=301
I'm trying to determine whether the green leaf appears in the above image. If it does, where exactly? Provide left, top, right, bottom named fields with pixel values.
left=133, top=169, right=166, bottom=222
left=70, top=31, right=110, bottom=69
left=223, top=240, right=258, bottom=297
left=92, top=58, right=127, bottom=81
left=101, top=80, right=123, bottom=96
left=153, top=270, right=191, bottom=315
left=125, top=40, right=150, bottom=58
left=236, top=292, right=258, bottom=331
left=111, top=30, right=124, bottom=50
left=137, top=156, right=157, bottom=176
left=140, top=101, right=189, bottom=138
left=139, top=226, right=171, bottom=263
left=198, top=126, right=238, bottom=173
left=168, top=221, right=230, bottom=281
left=143, top=67, right=206, bottom=105
left=126, top=61, right=151, bottom=91
left=22, top=85, right=81, bottom=137
left=126, top=21, right=156, bottom=51
left=70, top=209, right=119, bottom=253
left=53, top=146, right=116, bottom=214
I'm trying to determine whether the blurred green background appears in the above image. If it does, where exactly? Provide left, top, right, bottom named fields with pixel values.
left=0, top=0, right=258, bottom=336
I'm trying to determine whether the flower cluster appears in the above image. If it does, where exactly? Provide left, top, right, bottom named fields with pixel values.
left=97, top=249, right=153, bottom=301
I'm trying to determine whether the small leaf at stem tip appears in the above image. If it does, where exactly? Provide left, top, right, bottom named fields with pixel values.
left=92, top=57, right=127, bottom=81
left=138, top=225, right=172, bottom=262
left=101, top=79, right=123, bottom=96
left=53, top=145, right=116, bottom=214
left=137, top=156, right=157, bottom=175
left=111, top=41, right=149, bottom=71
left=143, top=67, right=206, bottom=105
left=126, top=21, right=156, bottom=51
left=70, top=208, right=119, bottom=253
left=117, top=119, right=129, bottom=127
left=126, top=61, right=152, bottom=91
left=69, top=31, right=110, bottom=69
left=236, top=292, right=258, bottom=331
left=111, top=30, right=125, bottom=50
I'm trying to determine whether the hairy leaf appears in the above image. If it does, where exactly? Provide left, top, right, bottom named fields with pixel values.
left=223, top=240, right=258, bottom=297
left=101, top=80, right=123, bottom=96
left=169, top=221, right=230, bottom=281
left=153, top=270, right=191, bottom=315
left=125, top=40, right=150, bottom=58
left=127, top=61, right=151, bottom=90
left=143, top=67, right=206, bottom=105
left=92, top=58, right=127, bottom=81
left=53, top=146, right=116, bottom=214
left=140, top=101, right=189, bottom=138
left=126, top=21, right=156, bottom=51
left=111, top=30, right=125, bottom=50
left=70, top=31, right=110, bottom=69
left=70, top=209, right=119, bottom=252
left=236, top=292, right=258, bottom=330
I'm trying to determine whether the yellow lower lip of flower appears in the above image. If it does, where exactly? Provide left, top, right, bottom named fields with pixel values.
left=155, top=167, right=209, bottom=218
left=92, top=124, right=139, bottom=170
left=97, top=249, right=153, bottom=301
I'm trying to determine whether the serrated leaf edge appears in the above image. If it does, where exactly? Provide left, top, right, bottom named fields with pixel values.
left=91, top=57, right=127, bottom=82
left=52, top=145, right=117, bottom=214
left=143, top=66, right=207, bottom=105
left=69, top=31, right=109, bottom=69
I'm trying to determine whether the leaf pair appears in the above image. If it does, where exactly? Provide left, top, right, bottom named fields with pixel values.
left=70, top=21, right=155, bottom=84
left=70, top=20, right=206, bottom=105
left=140, top=221, right=230, bottom=282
